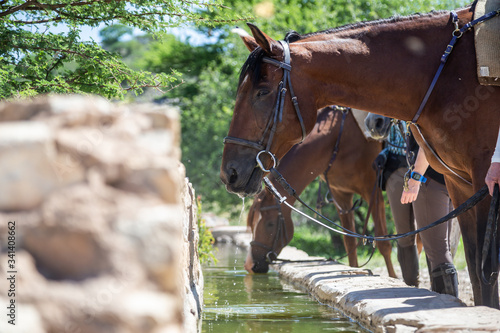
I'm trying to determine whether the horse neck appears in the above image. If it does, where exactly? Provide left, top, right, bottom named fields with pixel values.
left=291, top=9, right=469, bottom=120
left=273, top=150, right=325, bottom=206
left=273, top=111, right=342, bottom=202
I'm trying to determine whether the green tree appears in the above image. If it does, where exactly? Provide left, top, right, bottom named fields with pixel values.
left=0, top=0, right=246, bottom=99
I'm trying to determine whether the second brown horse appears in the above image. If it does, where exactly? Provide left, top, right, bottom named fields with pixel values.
left=244, top=106, right=396, bottom=278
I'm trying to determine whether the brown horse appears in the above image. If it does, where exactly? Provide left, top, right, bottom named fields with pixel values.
left=220, top=7, right=500, bottom=307
left=244, top=106, right=396, bottom=278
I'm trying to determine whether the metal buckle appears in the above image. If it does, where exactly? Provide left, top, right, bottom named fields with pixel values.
left=266, top=251, right=277, bottom=263
left=403, top=165, right=414, bottom=192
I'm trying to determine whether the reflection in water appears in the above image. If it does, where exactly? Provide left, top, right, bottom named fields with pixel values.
left=202, top=244, right=365, bottom=333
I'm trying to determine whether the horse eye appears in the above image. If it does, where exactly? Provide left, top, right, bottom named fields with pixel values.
left=267, top=222, right=275, bottom=228
left=257, top=90, right=270, bottom=97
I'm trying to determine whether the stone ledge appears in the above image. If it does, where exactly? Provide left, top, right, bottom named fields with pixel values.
left=210, top=225, right=250, bottom=246
left=272, top=259, right=500, bottom=332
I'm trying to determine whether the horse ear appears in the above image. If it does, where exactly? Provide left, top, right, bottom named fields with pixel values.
left=247, top=23, right=282, bottom=56
left=232, top=27, right=259, bottom=52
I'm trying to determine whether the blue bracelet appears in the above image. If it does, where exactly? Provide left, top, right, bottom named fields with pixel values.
left=410, top=171, right=427, bottom=183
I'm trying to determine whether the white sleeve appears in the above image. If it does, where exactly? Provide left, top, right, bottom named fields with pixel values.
left=492, top=126, right=500, bottom=163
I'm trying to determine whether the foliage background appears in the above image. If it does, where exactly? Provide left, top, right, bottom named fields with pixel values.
left=0, top=0, right=248, bottom=99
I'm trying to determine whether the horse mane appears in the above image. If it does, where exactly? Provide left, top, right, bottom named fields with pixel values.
left=297, top=10, right=450, bottom=40
left=238, top=9, right=461, bottom=88
left=237, top=30, right=301, bottom=88
left=238, top=47, right=265, bottom=89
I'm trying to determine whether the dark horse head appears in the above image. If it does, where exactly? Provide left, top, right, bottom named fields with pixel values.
left=364, top=112, right=392, bottom=141
left=244, top=189, right=293, bottom=273
left=220, top=24, right=317, bottom=197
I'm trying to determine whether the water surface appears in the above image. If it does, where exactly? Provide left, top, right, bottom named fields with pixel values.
left=202, top=244, right=366, bottom=333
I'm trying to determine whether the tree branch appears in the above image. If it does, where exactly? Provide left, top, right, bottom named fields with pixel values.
left=0, top=0, right=126, bottom=17
left=124, top=78, right=185, bottom=93
left=10, top=44, right=95, bottom=60
left=0, top=1, right=35, bottom=17
left=10, top=17, right=63, bottom=24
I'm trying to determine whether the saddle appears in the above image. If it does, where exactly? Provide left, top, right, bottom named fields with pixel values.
left=474, top=0, right=500, bottom=86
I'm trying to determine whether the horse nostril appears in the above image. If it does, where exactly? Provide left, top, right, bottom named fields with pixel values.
left=229, top=168, right=238, bottom=185
left=252, top=261, right=269, bottom=273
left=375, top=118, right=384, bottom=130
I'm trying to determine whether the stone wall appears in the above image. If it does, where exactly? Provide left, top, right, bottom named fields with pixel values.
left=0, top=95, right=202, bottom=333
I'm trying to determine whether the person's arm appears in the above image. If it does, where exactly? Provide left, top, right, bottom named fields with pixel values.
left=401, top=147, right=429, bottom=204
left=485, top=125, right=500, bottom=196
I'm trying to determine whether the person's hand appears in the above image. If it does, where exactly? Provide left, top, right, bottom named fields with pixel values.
left=485, top=162, right=500, bottom=196
left=372, top=152, right=387, bottom=171
left=401, top=179, right=421, bottom=204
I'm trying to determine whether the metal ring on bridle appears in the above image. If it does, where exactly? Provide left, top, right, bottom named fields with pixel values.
left=452, top=29, right=463, bottom=38
left=256, top=150, right=277, bottom=172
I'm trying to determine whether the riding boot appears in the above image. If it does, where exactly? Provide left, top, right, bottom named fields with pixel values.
left=397, top=244, right=420, bottom=287
left=431, top=262, right=459, bottom=297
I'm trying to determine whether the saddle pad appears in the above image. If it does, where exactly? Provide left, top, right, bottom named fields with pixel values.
left=474, top=0, right=500, bottom=86
left=350, top=108, right=372, bottom=140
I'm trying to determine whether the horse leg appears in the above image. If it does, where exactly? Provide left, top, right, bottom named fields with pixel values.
left=416, top=234, right=423, bottom=255
left=474, top=195, right=499, bottom=308
left=371, top=188, right=397, bottom=278
left=447, top=179, right=499, bottom=308
left=331, top=190, right=359, bottom=267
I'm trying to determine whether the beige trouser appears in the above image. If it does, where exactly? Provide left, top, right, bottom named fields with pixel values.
left=385, top=167, right=453, bottom=271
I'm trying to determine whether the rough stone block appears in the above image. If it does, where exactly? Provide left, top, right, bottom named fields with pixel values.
left=0, top=95, right=198, bottom=333
left=114, top=204, right=183, bottom=292
left=0, top=122, right=59, bottom=210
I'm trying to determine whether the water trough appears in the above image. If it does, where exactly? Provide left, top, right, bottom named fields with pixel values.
left=211, top=225, right=500, bottom=332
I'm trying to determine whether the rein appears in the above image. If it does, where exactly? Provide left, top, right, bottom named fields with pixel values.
left=264, top=167, right=491, bottom=243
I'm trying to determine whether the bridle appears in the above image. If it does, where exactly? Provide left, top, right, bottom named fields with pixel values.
left=223, top=39, right=307, bottom=172
left=250, top=198, right=290, bottom=263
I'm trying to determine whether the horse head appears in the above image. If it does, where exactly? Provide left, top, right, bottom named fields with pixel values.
left=220, top=24, right=317, bottom=197
left=245, top=189, right=293, bottom=273
left=364, top=113, right=392, bottom=141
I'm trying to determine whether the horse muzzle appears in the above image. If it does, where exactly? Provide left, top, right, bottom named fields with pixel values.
left=251, top=260, right=270, bottom=273
left=220, top=159, right=264, bottom=197
left=364, top=113, right=392, bottom=140
left=245, top=250, right=271, bottom=274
